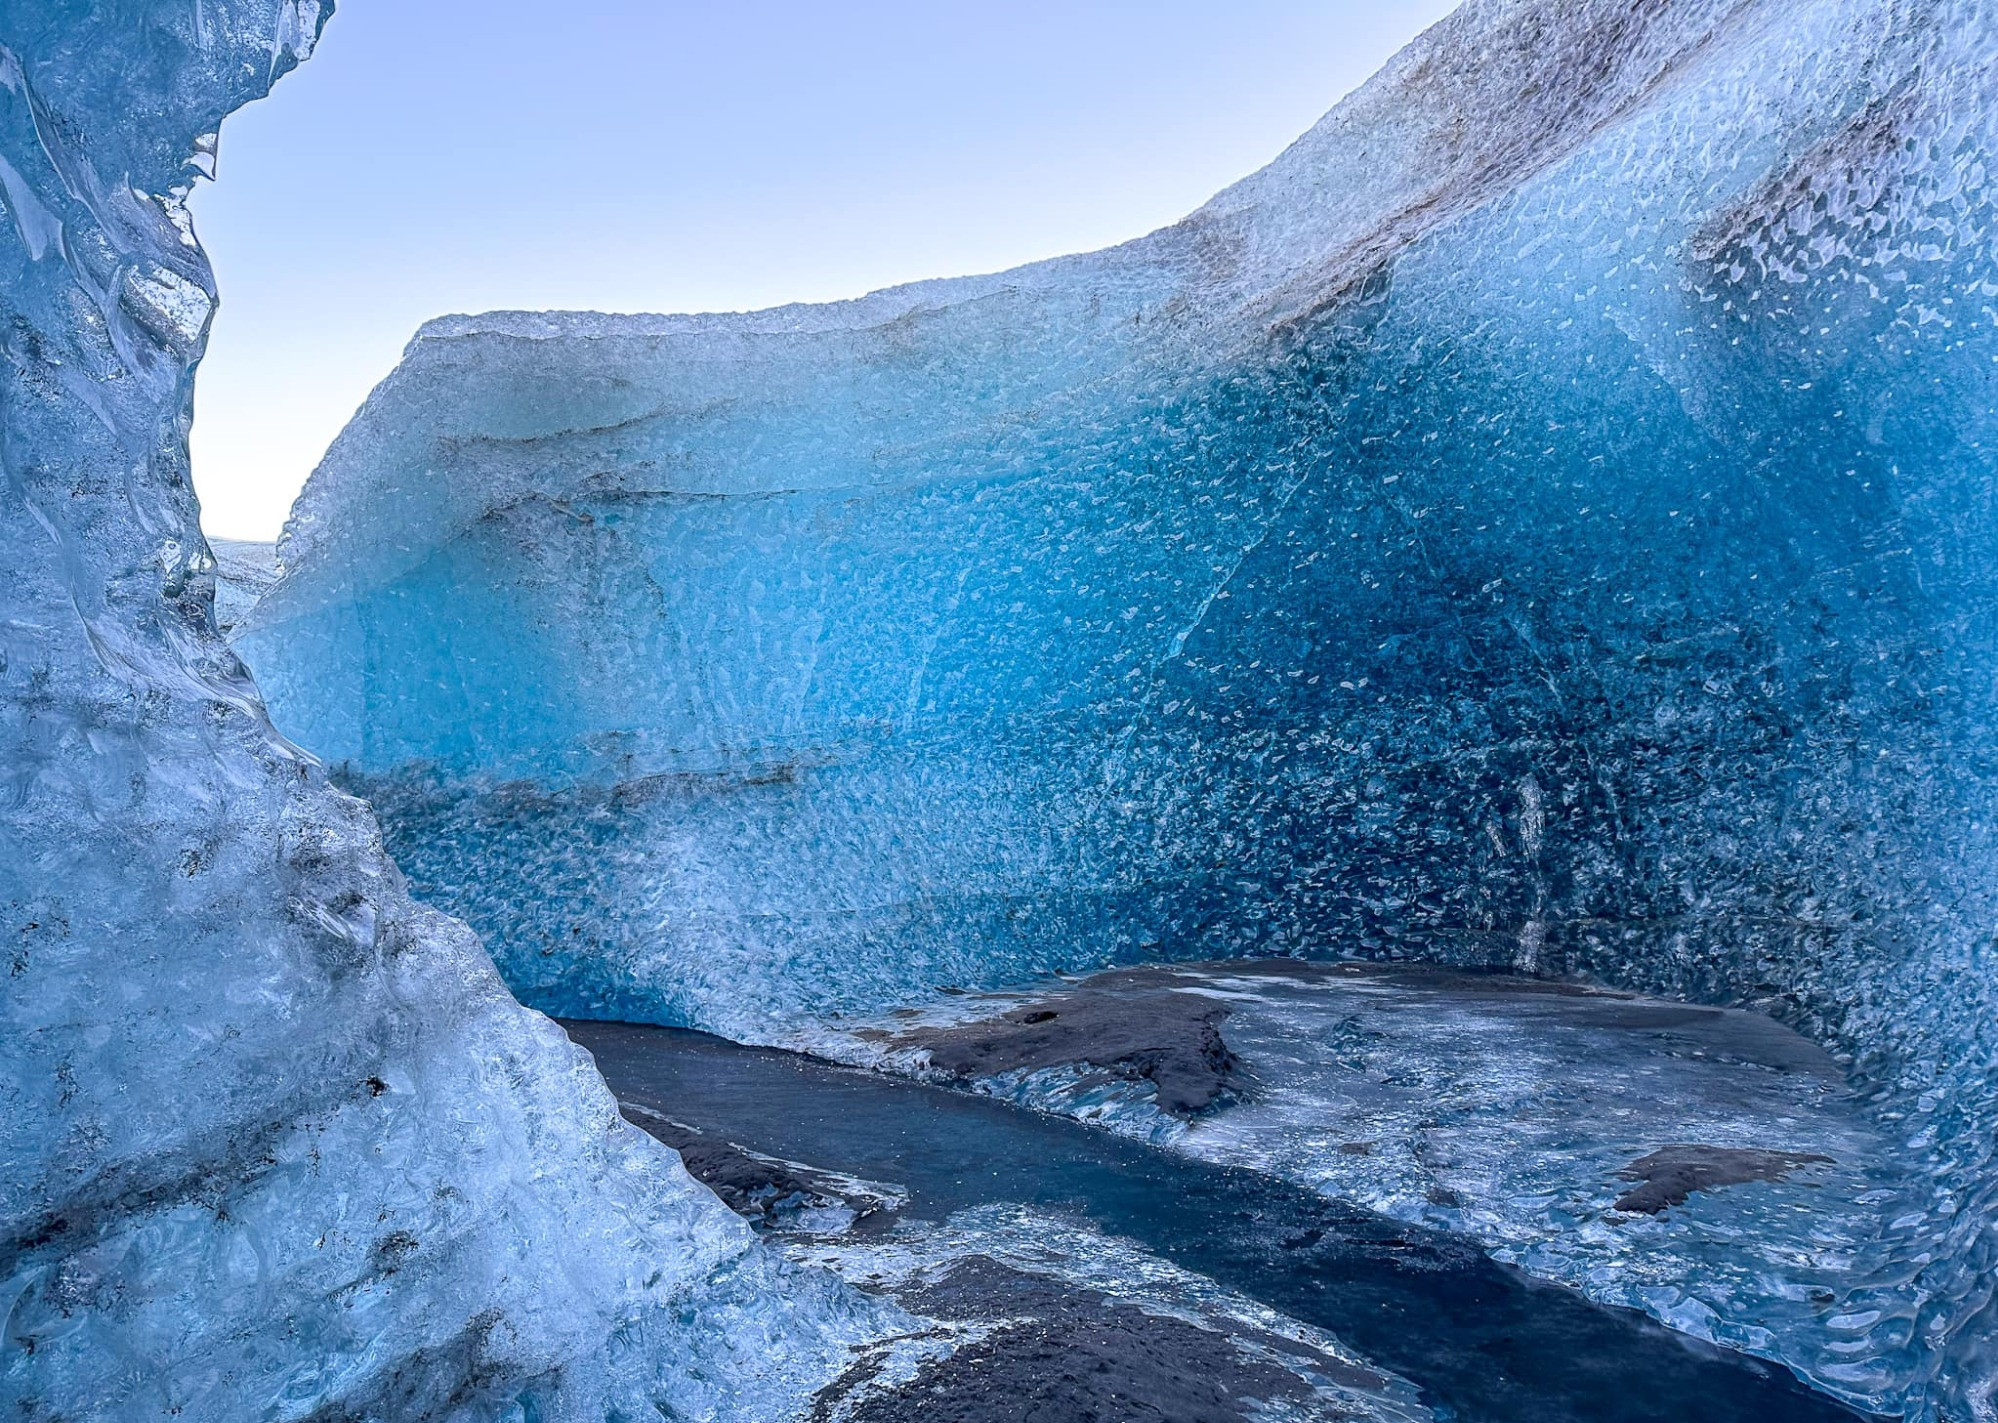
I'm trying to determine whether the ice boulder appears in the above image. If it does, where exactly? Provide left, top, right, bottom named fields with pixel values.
left=244, top=0, right=1998, bottom=1414
left=0, top=3, right=890, bottom=1419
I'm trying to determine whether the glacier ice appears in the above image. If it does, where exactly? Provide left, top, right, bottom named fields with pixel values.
left=211, top=537, right=280, bottom=634
left=0, top=3, right=899, bottom=1419
left=241, top=0, right=1998, bottom=1415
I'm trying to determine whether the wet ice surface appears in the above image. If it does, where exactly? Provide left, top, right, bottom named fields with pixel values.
left=592, top=1034, right=1428, bottom=1423
left=807, top=962, right=1908, bottom=1406
left=799, top=1210, right=1435, bottom=1423
left=570, top=1018, right=1870, bottom=1423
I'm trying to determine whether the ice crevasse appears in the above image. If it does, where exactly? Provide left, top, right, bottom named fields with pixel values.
left=243, top=0, right=1998, bottom=1415
left=0, top=4, right=899, bottom=1420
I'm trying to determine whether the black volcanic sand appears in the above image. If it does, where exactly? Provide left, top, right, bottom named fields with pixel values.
left=624, top=1081, right=1358, bottom=1417
left=567, top=1018, right=1876, bottom=1423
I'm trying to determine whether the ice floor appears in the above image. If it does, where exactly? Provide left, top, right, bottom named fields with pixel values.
left=802, top=962, right=1915, bottom=1410
left=573, top=1014, right=1871, bottom=1423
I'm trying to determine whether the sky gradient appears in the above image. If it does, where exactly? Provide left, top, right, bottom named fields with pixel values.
left=190, top=1, right=1458, bottom=539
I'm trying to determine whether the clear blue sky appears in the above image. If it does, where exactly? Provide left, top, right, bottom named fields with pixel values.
left=191, top=1, right=1457, bottom=539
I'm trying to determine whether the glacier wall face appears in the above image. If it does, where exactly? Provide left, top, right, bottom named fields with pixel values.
left=0, top=4, right=887, bottom=1420
left=243, top=0, right=1998, bottom=1414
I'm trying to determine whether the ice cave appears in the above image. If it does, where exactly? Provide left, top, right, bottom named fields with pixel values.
left=8, top=0, right=1998, bottom=1419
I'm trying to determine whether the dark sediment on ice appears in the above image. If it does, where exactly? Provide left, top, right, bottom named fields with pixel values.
left=1613, top=1145, right=1836, bottom=1214
left=617, top=1101, right=896, bottom=1231
left=816, top=1256, right=1355, bottom=1423
left=569, top=1018, right=1876, bottom=1423
left=874, top=966, right=1248, bottom=1117
left=876, top=958, right=1845, bottom=1124
left=209, top=538, right=279, bottom=636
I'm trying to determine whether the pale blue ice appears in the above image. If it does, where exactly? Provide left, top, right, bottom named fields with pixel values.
left=0, top=4, right=899, bottom=1420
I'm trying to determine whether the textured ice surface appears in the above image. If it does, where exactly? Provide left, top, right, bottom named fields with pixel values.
left=0, top=4, right=895, bottom=1419
left=211, top=537, right=279, bottom=633
left=243, top=0, right=1998, bottom=1414
left=817, top=963, right=1911, bottom=1409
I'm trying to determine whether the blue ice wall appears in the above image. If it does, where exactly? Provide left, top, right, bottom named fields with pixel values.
left=0, top=4, right=887, bottom=1420
left=243, top=0, right=1998, bottom=1413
